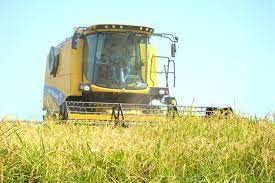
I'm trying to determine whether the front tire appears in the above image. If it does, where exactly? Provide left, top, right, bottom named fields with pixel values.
left=60, top=103, right=68, bottom=120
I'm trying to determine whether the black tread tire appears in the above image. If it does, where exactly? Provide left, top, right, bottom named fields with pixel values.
left=60, top=103, right=68, bottom=120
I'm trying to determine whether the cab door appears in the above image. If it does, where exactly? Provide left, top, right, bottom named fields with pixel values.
left=83, top=34, right=98, bottom=83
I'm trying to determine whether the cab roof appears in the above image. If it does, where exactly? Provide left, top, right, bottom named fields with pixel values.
left=75, top=24, right=155, bottom=36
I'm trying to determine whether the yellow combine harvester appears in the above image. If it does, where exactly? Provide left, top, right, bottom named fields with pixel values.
left=43, top=24, right=232, bottom=124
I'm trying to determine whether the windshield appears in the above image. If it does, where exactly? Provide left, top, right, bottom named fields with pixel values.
left=91, top=33, right=148, bottom=89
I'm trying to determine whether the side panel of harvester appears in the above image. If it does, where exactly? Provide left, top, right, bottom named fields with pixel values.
left=140, top=43, right=158, bottom=87
left=148, top=44, right=158, bottom=87
left=43, top=39, right=84, bottom=112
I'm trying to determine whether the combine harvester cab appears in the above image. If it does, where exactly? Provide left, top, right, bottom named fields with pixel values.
left=43, top=24, right=233, bottom=124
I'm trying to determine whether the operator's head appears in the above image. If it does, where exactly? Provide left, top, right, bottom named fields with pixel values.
left=107, top=35, right=128, bottom=49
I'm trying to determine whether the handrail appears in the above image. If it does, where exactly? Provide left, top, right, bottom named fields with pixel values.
left=150, top=56, right=176, bottom=88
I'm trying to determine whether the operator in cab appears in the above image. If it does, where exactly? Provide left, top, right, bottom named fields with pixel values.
left=95, top=33, right=146, bottom=89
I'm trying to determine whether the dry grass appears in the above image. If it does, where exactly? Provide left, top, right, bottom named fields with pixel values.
left=0, top=116, right=274, bottom=182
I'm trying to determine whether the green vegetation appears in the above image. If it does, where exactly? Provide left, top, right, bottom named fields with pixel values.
left=0, top=116, right=274, bottom=182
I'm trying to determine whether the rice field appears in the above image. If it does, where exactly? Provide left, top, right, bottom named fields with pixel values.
left=0, top=116, right=274, bottom=182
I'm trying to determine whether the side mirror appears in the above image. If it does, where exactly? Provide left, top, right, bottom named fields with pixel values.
left=171, top=43, right=176, bottom=57
left=71, top=34, right=78, bottom=49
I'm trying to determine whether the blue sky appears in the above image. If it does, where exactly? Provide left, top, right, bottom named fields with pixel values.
left=0, top=0, right=274, bottom=120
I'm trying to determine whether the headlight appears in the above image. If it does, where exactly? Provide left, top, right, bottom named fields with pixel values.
left=159, top=89, right=165, bottom=95
left=83, top=85, right=90, bottom=91
left=79, top=83, right=91, bottom=92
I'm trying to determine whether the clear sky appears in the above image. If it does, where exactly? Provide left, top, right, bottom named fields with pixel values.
left=0, top=0, right=274, bottom=120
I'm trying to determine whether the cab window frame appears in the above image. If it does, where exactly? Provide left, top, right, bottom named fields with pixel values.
left=83, top=33, right=98, bottom=83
